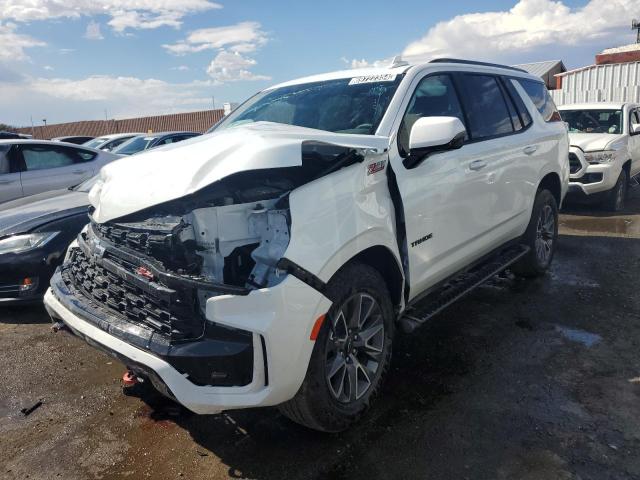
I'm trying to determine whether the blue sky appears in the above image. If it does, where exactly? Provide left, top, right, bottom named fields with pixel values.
left=1, top=0, right=637, bottom=126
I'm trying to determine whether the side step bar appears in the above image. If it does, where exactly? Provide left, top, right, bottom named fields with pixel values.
left=400, top=244, right=530, bottom=334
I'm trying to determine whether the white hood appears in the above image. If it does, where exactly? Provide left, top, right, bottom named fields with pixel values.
left=89, top=122, right=389, bottom=223
left=568, top=132, right=620, bottom=152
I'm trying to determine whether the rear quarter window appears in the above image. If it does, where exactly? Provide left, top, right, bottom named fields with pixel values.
left=515, top=79, right=561, bottom=122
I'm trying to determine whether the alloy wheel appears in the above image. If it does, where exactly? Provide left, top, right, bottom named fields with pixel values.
left=535, top=204, right=555, bottom=265
left=325, top=293, right=385, bottom=404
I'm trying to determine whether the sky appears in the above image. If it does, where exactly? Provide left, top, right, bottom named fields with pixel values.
left=1, top=0, right=638, bottom=127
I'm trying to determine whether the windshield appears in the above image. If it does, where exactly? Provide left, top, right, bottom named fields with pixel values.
left=561, top=109, right=623, bottom=134
left=113, top=136, right=158, bottom=155
left=83, top=137, right=108, bottom=149
left=215, top=75, right=403, bottom=135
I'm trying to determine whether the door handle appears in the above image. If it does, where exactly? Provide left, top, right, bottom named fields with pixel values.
left=523, top=145, right=538, bottom=155
left=469, top=160, right=487, bottom=171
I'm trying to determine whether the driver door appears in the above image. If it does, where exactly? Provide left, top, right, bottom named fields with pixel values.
left=389, top=73, right=495, bottom=299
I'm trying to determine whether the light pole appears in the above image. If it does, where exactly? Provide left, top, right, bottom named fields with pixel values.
left=42, top=118, right=47, bottom=140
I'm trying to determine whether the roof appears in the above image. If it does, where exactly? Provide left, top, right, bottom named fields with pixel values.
left=558, top=102, right=628, bottom=110
left=0, top=139, right=103, bottom=151
left=512, top=60, right=566, bottom=77
left=269, top=59, right=537, bottom=90
left=15, top=108, right=224, bottom=140
left=92, top=132, right=143, bottom=140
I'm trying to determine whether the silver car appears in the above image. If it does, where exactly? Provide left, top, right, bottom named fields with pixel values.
left=0, top=140, right=118, bottom=204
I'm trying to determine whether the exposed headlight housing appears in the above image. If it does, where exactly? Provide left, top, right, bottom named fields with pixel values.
left=584, top=150, right=617, bottom=164
left=0, top=232, right=59, bottom=255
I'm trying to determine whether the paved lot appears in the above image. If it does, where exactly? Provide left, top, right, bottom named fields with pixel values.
left=2, top=190, right=640, bottom=480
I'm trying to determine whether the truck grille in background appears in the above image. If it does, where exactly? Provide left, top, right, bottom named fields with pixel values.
left=63, top=246, right=203, bottom=340
left=568, top=152, right=581, bottom=174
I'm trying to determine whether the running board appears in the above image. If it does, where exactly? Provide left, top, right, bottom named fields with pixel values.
left=400, top=244, right=530, bottom=334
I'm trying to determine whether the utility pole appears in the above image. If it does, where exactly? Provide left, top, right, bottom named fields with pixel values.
left=30, top=116, right=35, bottom=138
left=42, top=118, right=47, bottom=140
left=633, top=19, right=640, bottom=44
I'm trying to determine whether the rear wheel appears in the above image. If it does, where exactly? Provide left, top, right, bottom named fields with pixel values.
left=279, top=263, right=394, bottom=432
left=604, top=168, right=627, bottom=212
left=512, top=189, right=558, bottom=277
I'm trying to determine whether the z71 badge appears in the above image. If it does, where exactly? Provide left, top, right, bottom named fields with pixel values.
left=367, top=160, right=387, bottom=175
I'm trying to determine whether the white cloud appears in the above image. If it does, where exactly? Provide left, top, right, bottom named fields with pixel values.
left=163, top=21, right=267, bottom=55
left=171, top=65, right=190, bottom=71
left=0, top=22, right=45, bottom=61
left=84, top=20, right=103, bottom=40
left=206, top=50, right=270, bottom=83
left=1, top=74, right=217, bottom=122
left=402, top=0, right=637, bottom=62
left=0, top=0, right=222, bottom=32
left=165, top=21, right=269, bottom=83
left=43, top=65, right=54, bottom=71
left=340, top=56, right=391, bottom=69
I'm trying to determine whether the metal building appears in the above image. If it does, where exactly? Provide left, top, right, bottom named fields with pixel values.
left=512, top=60, right=566, bottom=90
left=550, top=44, right=640, bottom=105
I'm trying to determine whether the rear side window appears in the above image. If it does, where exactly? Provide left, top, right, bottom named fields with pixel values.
left=0, top=145, right=10, bottom=174
left=516, top=79, right=561, bottom=122
left=457, top=74, right=514, bottom=140
left=20, top=145, right=96, bottom=172
left=501, top=78, right=533, bottom=130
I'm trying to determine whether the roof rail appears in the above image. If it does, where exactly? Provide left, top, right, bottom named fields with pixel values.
left=429, top=58, right=527, bottom=73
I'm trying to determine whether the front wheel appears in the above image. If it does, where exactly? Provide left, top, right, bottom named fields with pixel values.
left=279, top=263, right=394, bottom=432
left=604, top=168, right=628, bottom=212
left=512, top=189, right=558, bottom=277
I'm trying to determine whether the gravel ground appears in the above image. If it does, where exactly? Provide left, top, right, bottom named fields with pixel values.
left=1, top=189, right=640, bottom=480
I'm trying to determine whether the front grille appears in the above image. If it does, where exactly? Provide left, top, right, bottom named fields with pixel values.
left=568, top=152, right=581, bottom=174
left=63, top=243, right=203, bottom=340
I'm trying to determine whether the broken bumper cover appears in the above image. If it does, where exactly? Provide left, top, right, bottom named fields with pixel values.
left=44, top=270, right=331, bottom=414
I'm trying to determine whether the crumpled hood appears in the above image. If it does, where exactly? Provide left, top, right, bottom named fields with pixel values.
left=568, top=133, right=620, bottom=152
left=0, top=189, right=89, bottom=237
left=90, top=122, right=389, bottom=223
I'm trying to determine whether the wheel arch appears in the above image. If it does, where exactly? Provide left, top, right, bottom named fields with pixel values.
left=329, top=245, right=404, bottom=310
left=538, top=172, right=562, bottom=206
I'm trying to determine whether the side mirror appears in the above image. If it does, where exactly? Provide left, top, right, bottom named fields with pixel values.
left=631, top=123, right=640, bottom=135
left=404, top=116, right=466, bottom=169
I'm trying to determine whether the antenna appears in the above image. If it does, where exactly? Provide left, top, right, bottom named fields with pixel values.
left=389, top=55, right=409, bottom=68
left=633, top=19, right=640, bottom=43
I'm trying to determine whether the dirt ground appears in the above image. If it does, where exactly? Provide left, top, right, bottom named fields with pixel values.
left=2, top=189, right=640, bottom=480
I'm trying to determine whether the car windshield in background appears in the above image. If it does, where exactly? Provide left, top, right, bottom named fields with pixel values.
left=83, top=138, right=108, bottom=149
left=217, top=75, right=403, bottom=135
left=113, top=136, right=158, bottom=155
left=561, top=109, right=623, bottom=134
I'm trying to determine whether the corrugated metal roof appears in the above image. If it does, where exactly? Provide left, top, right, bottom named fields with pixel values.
left=512, top=60, right=566, bottom=77
left=15, top=108, right=225, bottom=140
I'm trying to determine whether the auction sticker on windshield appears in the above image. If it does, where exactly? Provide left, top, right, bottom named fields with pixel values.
left=348, top=74, right=396, bottom=85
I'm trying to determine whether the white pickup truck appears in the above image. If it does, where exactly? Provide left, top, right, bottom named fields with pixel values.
left=559, top=103, right=640, bottom=211
left=45, top=58, right=569, bottom=432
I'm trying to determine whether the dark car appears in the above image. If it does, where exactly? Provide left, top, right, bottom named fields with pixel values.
left=52, top=136, right=95, bottom=145
left=0, top=177, right=94, bottom=304
left=112, top=131, right=200, bottom=156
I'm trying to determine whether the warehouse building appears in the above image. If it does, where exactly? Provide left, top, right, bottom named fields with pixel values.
left=550, top=43, right=640, bottom=105
left=513, top=60, right=566, bottom=90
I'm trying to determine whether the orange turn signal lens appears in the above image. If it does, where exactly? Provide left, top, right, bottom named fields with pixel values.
left=310, top=314, right=326, bottom=341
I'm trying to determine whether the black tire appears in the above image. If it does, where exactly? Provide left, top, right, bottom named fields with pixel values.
left=512, top=189, right=558, bottom=278
left=604, top=168, right=628, bottom=212
left=279, top=263, right=394, bottom=432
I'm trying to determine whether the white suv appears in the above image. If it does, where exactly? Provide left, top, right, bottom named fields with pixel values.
left=559, top=103, right=640, bottom=211
left=44, top=59, right=569, bottom=432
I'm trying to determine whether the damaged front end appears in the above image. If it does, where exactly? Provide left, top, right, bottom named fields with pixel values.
left=50, top=136, right=376, bottom=394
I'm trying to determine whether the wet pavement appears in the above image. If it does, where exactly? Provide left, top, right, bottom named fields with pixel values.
left=2, top=188, right=640, bottom=479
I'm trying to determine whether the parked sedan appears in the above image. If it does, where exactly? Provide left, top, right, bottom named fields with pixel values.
left=51, top=135, right=95, bottom=145
left=0, top=177, right=94, bottom=304
left=112, top=131, right=200, bottom=156
left=0, top=140, right=118, bottom=204
left=83, top=133, right=143, bottom=152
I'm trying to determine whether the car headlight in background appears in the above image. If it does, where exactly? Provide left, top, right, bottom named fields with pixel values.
left=0, top=232, right=59, bottom=255
left=584, top=150, right=617, bottom=164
